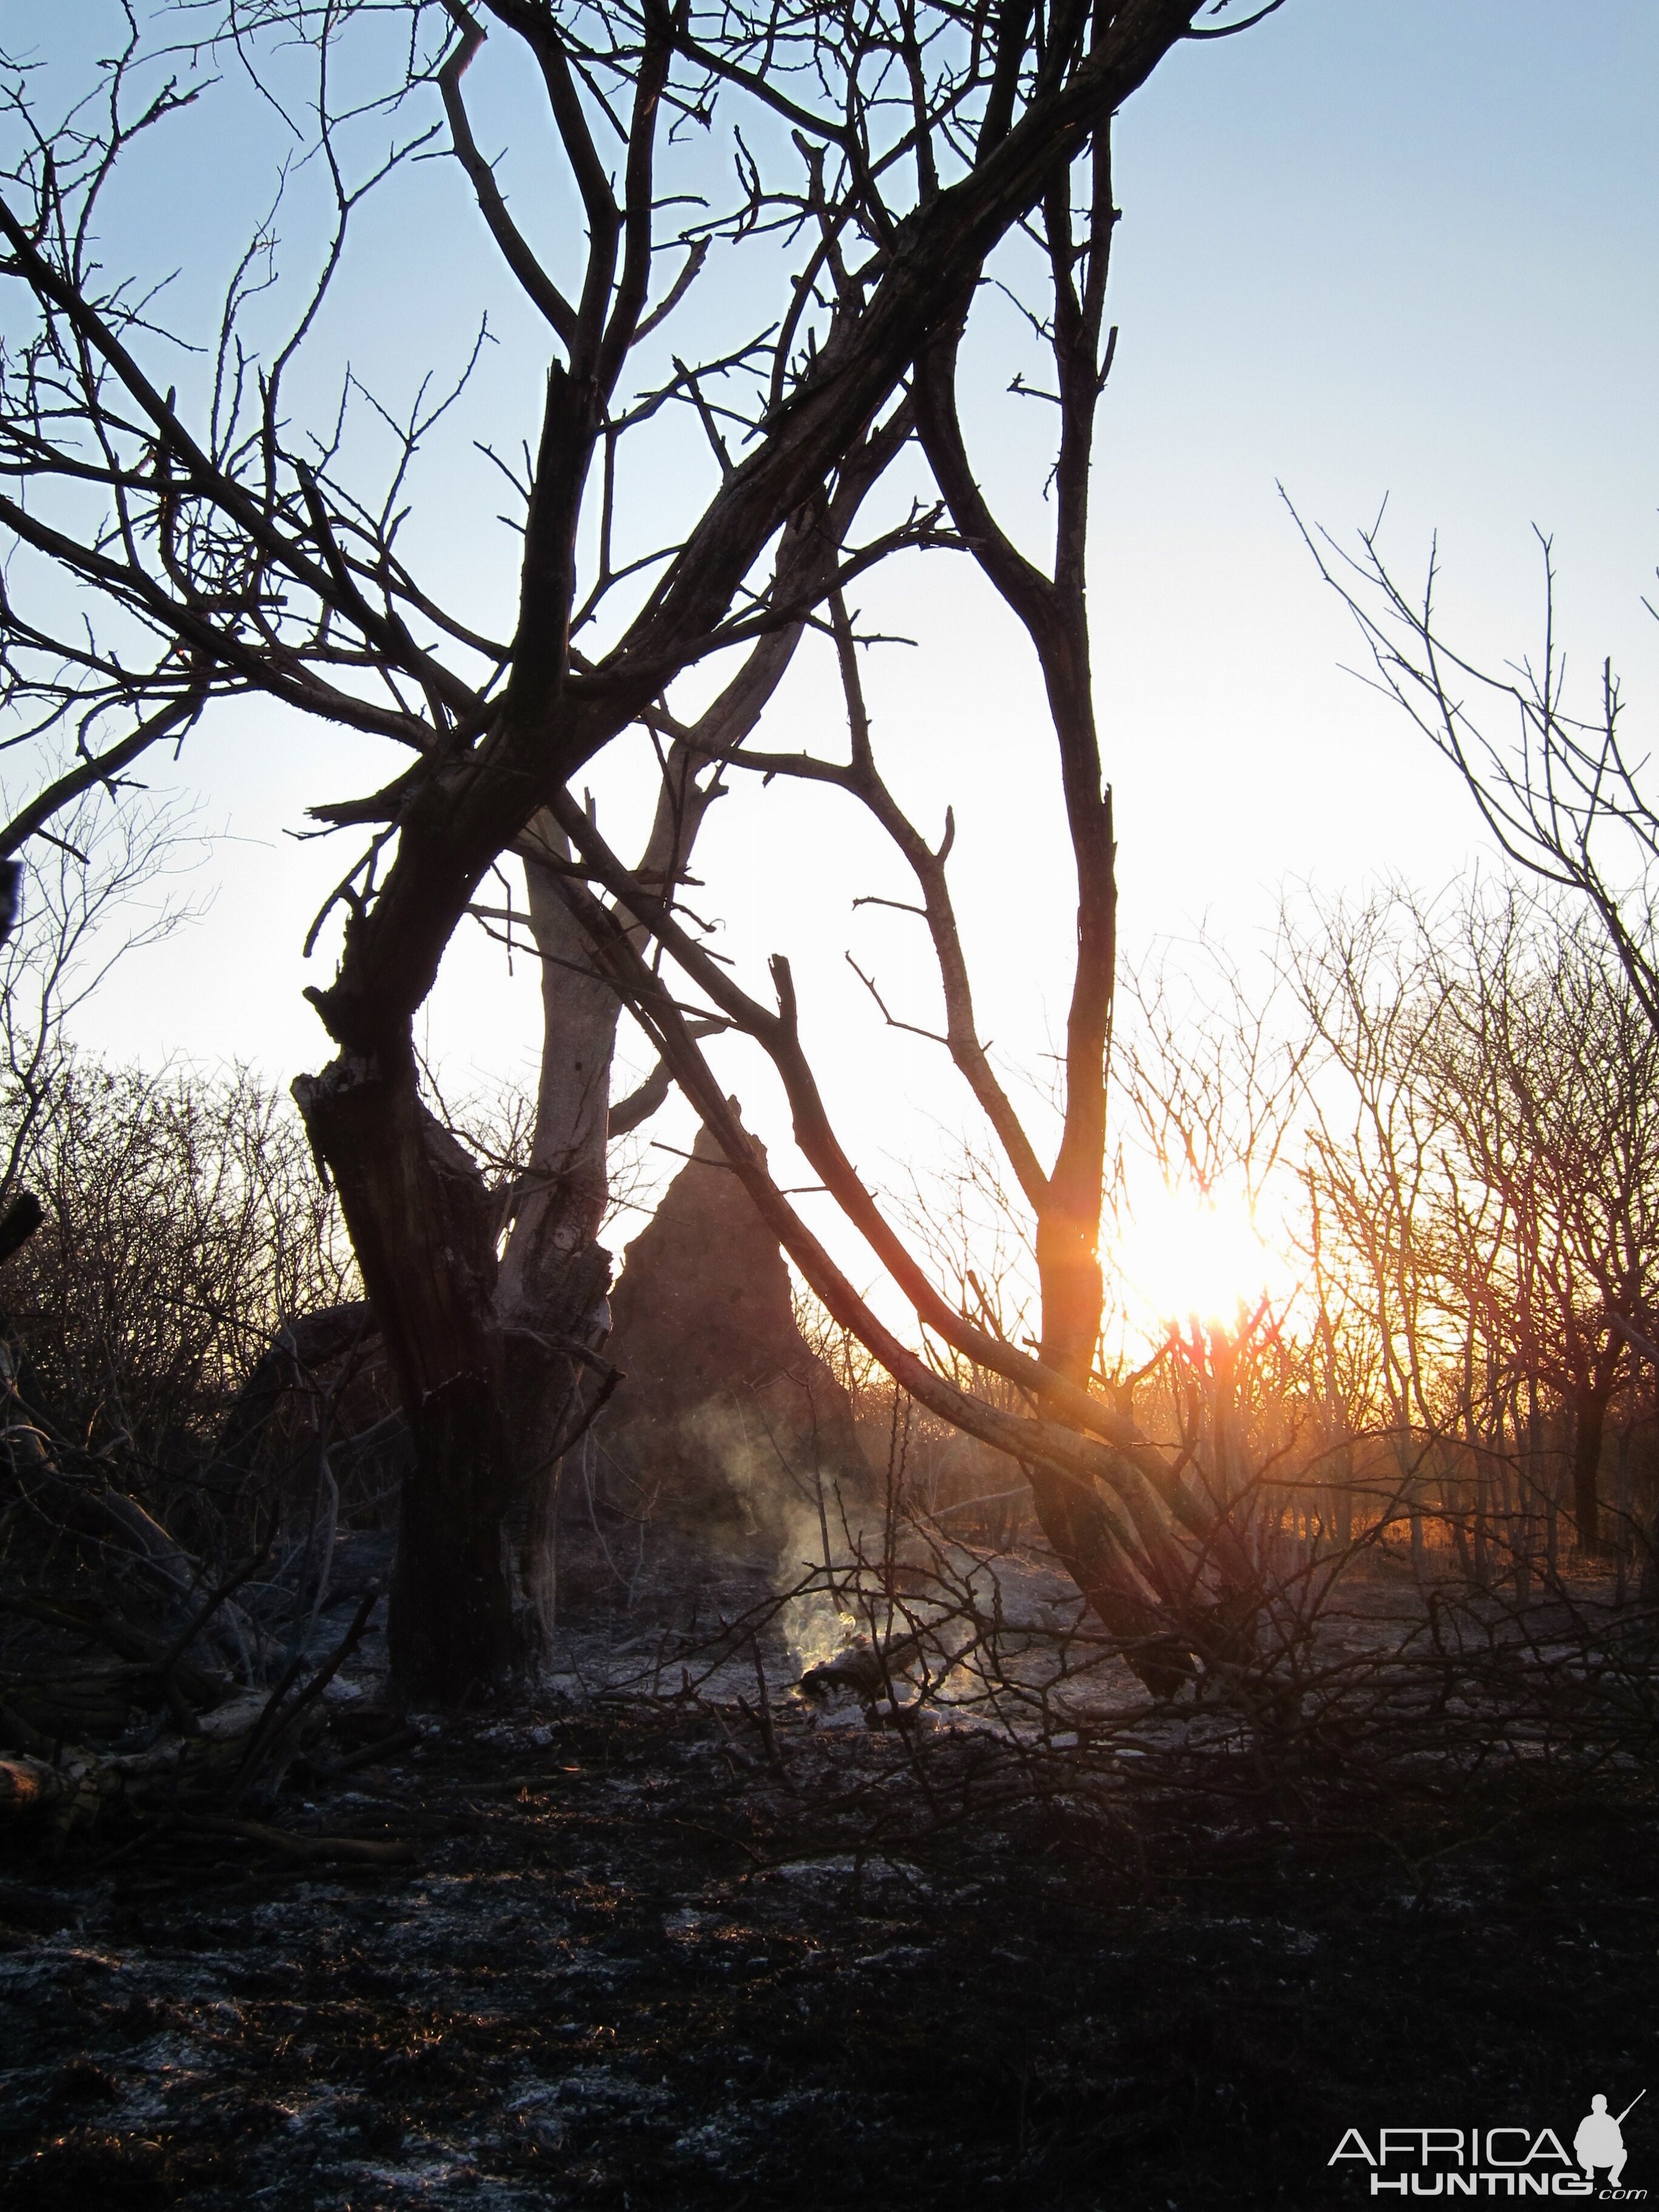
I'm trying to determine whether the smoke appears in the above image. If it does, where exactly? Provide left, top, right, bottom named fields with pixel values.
left=666, top=1387, right=879, bottom=1677
left=773, top=1490, right=859, bottom=1673
left=780, top=1583, right=860, bottom=1675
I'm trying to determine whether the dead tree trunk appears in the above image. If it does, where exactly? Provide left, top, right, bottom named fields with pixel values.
left=909, top=141, right=1196, bottom=1687
left=293, top=1049, right=517, bottom=1699
left=494, top=837, right=626, bottom=1652
left=1570, top=1368, right=1614, bottom=1555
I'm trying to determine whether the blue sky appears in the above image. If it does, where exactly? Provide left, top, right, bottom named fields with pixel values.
left=7, top=0, right=1658, bottom=1240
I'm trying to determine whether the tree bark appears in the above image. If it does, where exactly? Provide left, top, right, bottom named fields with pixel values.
left=292, top=1047, right=517, bottom=1702
left=1570, top=1372, right=1611, bottom=1555
left=493, top=838, right=622, bottom=1650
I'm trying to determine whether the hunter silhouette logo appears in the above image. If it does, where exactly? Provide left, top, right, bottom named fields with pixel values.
left=1577, top=2094, right=1643, bottom=2193
left=1330, top=2090, right=1646, bottom=2197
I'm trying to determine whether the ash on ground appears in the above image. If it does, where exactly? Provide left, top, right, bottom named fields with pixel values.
left=1, top=1576, right=1653, bottom=2211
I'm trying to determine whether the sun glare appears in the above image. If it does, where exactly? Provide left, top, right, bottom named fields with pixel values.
left=1114, top=1182, right=1290, bottom=1335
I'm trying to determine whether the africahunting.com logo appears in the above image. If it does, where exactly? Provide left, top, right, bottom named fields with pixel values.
left=1331, top=2091, right=1645, bottom=2197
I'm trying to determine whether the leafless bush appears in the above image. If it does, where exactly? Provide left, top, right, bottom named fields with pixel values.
left=0, top=1057, right=357, bottom=1544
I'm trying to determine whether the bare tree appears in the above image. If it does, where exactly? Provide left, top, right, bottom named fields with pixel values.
left=0, top=793, right=203, bottom=1205
left=0, top=0, right=1267, bottom=1696
left=543, top=111, right=1290, bottom=1699
left=1421, top=890, right=1659, bottom=1555
left=1290, top=883, right=1659, bottom=1564
left=1293, top=502, right=1659, bottom=1559
left=1292, top=506, right=1659, bottom=1035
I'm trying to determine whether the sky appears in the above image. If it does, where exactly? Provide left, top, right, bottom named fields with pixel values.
left=5, top=0, right=1658, bottom=1293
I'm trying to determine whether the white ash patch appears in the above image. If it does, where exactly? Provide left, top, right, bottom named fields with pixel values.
left=763, top=1852, right=930, bottom=1900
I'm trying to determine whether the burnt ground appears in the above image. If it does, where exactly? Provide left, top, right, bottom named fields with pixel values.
left=0, top=1696, right=1653, bottom=2212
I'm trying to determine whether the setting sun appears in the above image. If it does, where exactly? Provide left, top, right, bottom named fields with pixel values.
left=1114, top=1182, right=1293, bottom=1334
